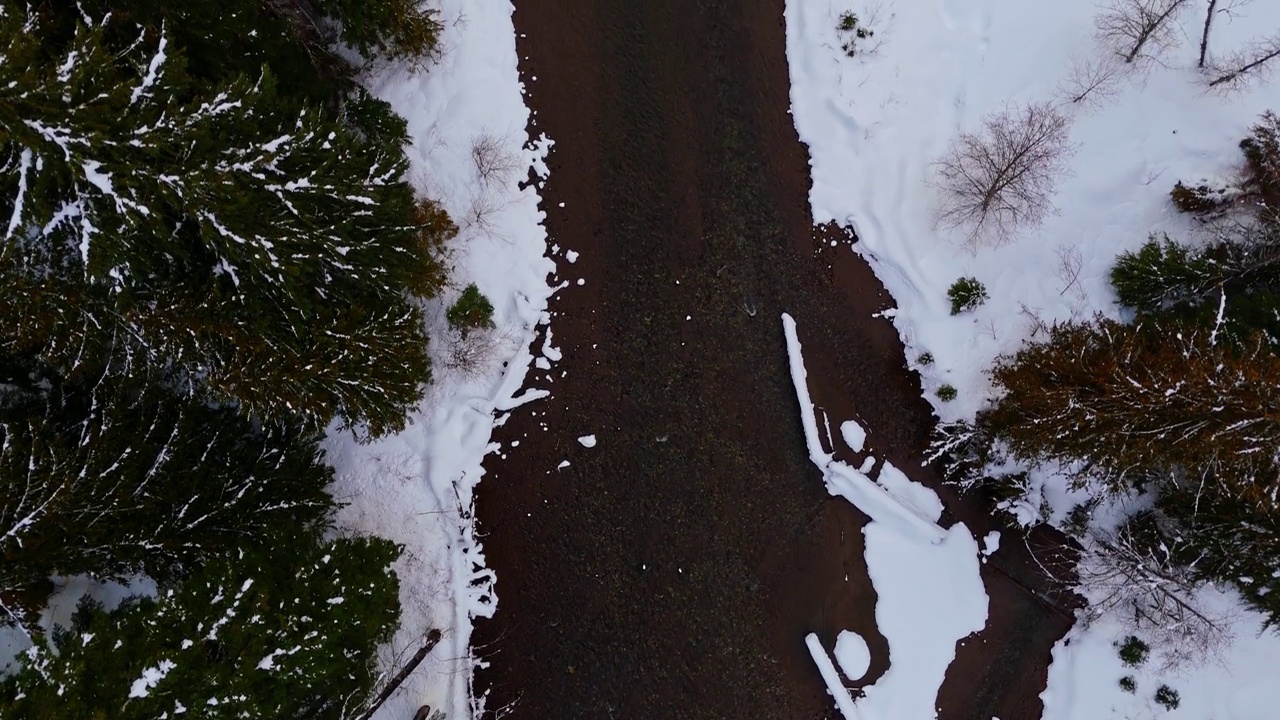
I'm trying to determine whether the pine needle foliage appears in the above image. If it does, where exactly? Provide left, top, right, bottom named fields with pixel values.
left=985, top=318, right=1280, bottom=494
left=0, top=363, right=333, bottom=622
left=0, top=7, right=454, bottom=434
left=0, top=536, right=401, bottom=720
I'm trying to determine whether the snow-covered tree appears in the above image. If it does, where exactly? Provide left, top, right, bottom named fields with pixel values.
left=0, top=536, right=401, bottom=720
left=0, top=363, right=333, bottom=627
left=0, top=6, right=451, bottom=434
left=985, top=318, right=1280, bottom=494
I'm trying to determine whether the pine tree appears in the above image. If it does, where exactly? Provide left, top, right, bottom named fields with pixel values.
left=1111, top=231, right=1280, bottom=350
left=0, top=362, right=333, bottom=625
left=0, top=6, right=452, bottom=434
left=985, top=318, right=1280, bottom=493
left=1157, top=478, right=1280, bottom=625
left=0, top=536, right=401, bottom=720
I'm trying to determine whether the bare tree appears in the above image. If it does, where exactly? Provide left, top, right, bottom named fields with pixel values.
left=1056, top=54, right=1127, bottom=110
left=934, top=102, right=1075, bottom=247
left=1208, top=32, right=1280, bottom=89
left=1095, top=0, right=1190, bottom=65
left=1199, top=0, right=1255, bottom=67
left=1077, top=524, right=1236, bottom=670
left=470, top=131, right=522, bottom=186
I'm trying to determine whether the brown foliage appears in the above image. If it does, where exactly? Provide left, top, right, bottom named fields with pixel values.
left=986, top=318, right=1280, bottom=494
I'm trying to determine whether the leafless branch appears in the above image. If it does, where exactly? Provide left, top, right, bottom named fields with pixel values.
left=1077, top=524, right=1236, bottom=670
left=1095, top=0, right=1190, bottom=66
left=1207, top=32, right=1280, bottom=90
left=470, top=132, right=522, bottom=187
left=934, top=101, right=1076, bottom=248
left=1056, top=54, right=1127, bottom=110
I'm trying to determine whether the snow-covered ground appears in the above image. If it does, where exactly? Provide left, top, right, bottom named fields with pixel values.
left=785, top=0, right=1280, bottom=717
left=785, top=314, right=988, bottom=719
left=325, top=2, right=555, bottom=718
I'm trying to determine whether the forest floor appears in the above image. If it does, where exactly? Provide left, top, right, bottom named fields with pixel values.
left=473, top=1, right=1076, bottom=718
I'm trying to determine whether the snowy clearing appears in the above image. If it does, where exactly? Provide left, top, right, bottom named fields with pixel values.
left=784, top=314, right=987, bottom=719
left=785, top=0, right=1280, bottom=716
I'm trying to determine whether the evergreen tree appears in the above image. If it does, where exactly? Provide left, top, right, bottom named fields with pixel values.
left=0, top=362, right=333, bottom=624
left=1111, top=231, right=1280, bottom=349
left=0, top=536, right=401, bottom=720
left=0, top=7, right=452, bottom=434
left=1156, top=478, right=1280, bottom=625
left=985, top=318, right=1280, bottom=494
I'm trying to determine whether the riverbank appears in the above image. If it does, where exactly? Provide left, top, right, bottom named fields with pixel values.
left=473, top=2, right=1073, bottom=718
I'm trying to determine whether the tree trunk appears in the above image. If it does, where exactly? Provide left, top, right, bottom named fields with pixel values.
left=1199, top=0, right=1218, bottom=68
left=355, top=629, right=443, bottom=720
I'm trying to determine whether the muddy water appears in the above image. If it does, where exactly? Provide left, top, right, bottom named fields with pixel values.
left=472, top=1, right=1074, bottom=719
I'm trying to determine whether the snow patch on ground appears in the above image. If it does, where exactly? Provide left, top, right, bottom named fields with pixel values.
left=577, top=434, right=597, bottom=448
left=324, top=2, right=555, bottom=718
left=839, top=419, right=866, bottom=453
left=783, top=314, right=987, bottom=719
left=1043, top=581, right=1280, bottom=720
left=834, top=630, right=871, bottom=683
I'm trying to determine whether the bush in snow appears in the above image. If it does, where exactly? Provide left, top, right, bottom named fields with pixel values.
left=1169, top=179, right=1239, bottom=214
left=0, top=363, right=333, bottom=626
left=947, top=277, right=989, bottom=315
left=836, top=11, right=876, bottom=57
left=0, top=536, right=401, bottom=720
left=1118, top=675, right=1137, bottom=693
left=934, top=102, right=1075, bottom=247
left=447, top=284, right=498, bottom=336
left=917, top=351, right=935, bottom=365
left=936, top=384, right=958, bottom=402
left=0, top=8, right=454, bottom=435
left=1154, top=684, right=1181, bottom=710
left=1117, top=635, right=1150, bottom=666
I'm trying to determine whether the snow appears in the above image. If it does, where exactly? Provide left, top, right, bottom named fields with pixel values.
left=784, top=0, right=1280, bottom=716
left=577, top=434, right=597, bottom=448
left=319, top=1, right=555, bottom=717
left=565, top=249, right=579, bottom=263
left=783, top=314, right=987, bottom=719
left=128, top=659, right=176, bottom=698
left=833, top=630, right=871, bottom=682
left=981, top=530, right=1001, bottom=558
left=806, top=632, right=861, bottom=719
left=1043, top=582, right=1280, bottom=720
left=6, top=148, right=32, bottom=239
left=839, top=419, right=866, bottom=453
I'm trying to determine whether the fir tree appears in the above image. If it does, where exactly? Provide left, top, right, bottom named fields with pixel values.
left=0, top=362, right=333, bottom=625
left=1157, top=477, right=1280, bottom=625
left=985, top=318, right=1280, bottom=494
left=0, top=7, right=452, bottom=434
left=0, top=536, right=401, bottom=720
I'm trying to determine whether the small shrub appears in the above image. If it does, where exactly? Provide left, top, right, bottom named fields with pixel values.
left=1118, top=675, right=1136, bottom=693
left=836, top=11, right=874, bottom=57
left=1170, top=180, right=1236, bottom=214
left=1117, top=635, right=1150, bottom=667
left=1153, top=684, right=1180, bottom=710
left=918, top=352, right=935, bottom=366
left=948, top=277, right=989, bottom=315
left=447, top=284, right=496, bottom=336
left=936, top=384, right=958, bottom=402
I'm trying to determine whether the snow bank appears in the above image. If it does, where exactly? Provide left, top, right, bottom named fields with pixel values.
left=785, top=0, right=1280, bottom=424
left=784, top=0, right=1280, bottom=715
left=784, top=314, right=987, bottom=719
left=325, top=2, right=555, bottom=718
